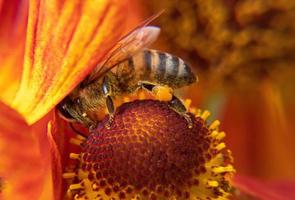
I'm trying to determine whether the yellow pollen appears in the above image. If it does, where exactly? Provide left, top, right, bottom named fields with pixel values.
left=216, top=143, right=226, bottom=151
left=70, top=138, right=83, bottom=146
left=63, top=172, right=76, bottom=179
left=209, top=120, right=220, bottom=130
left=184, top=99, right=192, bottom=109
left=211, top=130, right=219, bottom=137
left=212, top=166, right=235, bottom=174
left=152, top=85, right=173, bottom=101
left=207, top=180, right=219, bottom=187
left=216, top=131, right=226, bottom=140
left=190, top=107, right=197, bottom=114
left=76, top=134, right=86, bottom=141
left=69, top=153, right=80, bottom=160
left=69, top=183, right=83, bottom=190
left=201, top=110, right=210, bottom=120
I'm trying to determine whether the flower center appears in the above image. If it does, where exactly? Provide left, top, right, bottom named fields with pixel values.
left=64, top=100, right=235, bottom=200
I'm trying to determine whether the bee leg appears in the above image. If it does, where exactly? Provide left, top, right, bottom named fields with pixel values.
left=102, top=76, right=115, bottom=129
left=139, top=82, right=193, bottom=128
left=168, top=95, right=193, bottom=129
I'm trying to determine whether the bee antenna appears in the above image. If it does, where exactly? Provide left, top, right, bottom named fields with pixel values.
left=70, top=123, right=87, bottom=138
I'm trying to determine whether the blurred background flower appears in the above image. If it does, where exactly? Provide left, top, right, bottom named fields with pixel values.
left=140, top=0, right=295, bottom=193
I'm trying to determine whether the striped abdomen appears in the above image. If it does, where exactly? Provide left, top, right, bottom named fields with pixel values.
left=115, top=49, right=196, bottom=90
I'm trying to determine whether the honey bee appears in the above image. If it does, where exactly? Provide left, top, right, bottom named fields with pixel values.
left=57, top=14, right=197, bottom=130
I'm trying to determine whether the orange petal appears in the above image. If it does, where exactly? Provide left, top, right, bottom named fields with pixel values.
left=221, top=81, right=295, bottom=178
left=49, top=111, right=86, bottom=199
left=232, top=174, right=295, bottom=200
left=12, top=0, right=137, bottom=124
left=0, top=0, right=28, bottom=104
left=0, top=102, right=53, bottom=200
left=47, top=120, right=62, bottom=200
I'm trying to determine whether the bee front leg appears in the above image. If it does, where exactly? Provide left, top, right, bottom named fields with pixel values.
left=138, top=82, right=193, bottom=128
left=102, top=76, right=115, bottom=129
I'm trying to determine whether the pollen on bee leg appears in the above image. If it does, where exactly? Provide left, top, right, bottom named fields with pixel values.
left=152, top=85, right=173, bottom=101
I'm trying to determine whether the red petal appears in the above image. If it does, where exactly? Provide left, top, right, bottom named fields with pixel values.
left=221, top=81, right=295, bottom=177
left=12, top=0, right=139, bottom=124
left=0, top=102, right=53, bottom=200
left=233, top=174, right=295, bottom=200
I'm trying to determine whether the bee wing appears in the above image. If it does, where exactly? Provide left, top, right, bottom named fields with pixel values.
left=83, top=12, right=162, bottom=85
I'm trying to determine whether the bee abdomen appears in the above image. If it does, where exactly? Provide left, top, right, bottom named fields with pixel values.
left=135, top=50, right=196, bottom=88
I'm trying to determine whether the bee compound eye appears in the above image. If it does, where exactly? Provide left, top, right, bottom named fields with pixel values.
left=57, top=102, right=75, bottom=121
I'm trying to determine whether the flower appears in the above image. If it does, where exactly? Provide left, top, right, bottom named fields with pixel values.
left=61, top=99, right=235, bottom=199
left=0, top=0, right=295, bottom=200
left=145, top=0, right=295, bottom=86
left=145, top=0, right=295, bottom=188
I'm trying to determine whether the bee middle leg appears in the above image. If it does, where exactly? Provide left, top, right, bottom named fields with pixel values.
left=102, top=76, right=115, bottom=129
left=138, top=82, right=193, bottom=128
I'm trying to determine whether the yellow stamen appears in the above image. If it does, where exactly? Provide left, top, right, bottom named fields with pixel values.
left=190, top=107, right=197, bottom=114
left=212, top=166, right=235, bottom=174
left=70, top=138, right=83, bottom=146
left=69, top=153, right=80, bottom=160
left=216, top=131, right=226, bottom=140
left=209, top=120, right=220, bottom=130
left=207, top=180, right=219, bottom=187
left=76, top=134, right=86, bottom=141
left=201, top=110, right=210, bottom=120
left=216, top=142, right=226, bottom=151
left=63, top=172, right=76, bottom=179
left=184, top=99, right=192, bottom=109
left=69, top=183, right=83, bottom=190
left=211, top=130, right=219, bottom=137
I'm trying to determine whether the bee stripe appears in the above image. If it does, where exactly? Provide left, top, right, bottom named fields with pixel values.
left=142, top=50, right=152, bottom=78
left=183, top=63, right=196, bottom=83
left=166, top=55, right=179, bottom=81
left=156, top=52, right=166, bottom=80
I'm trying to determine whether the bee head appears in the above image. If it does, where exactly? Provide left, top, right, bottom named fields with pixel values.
left=57, top=97, right=77, bottom=122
